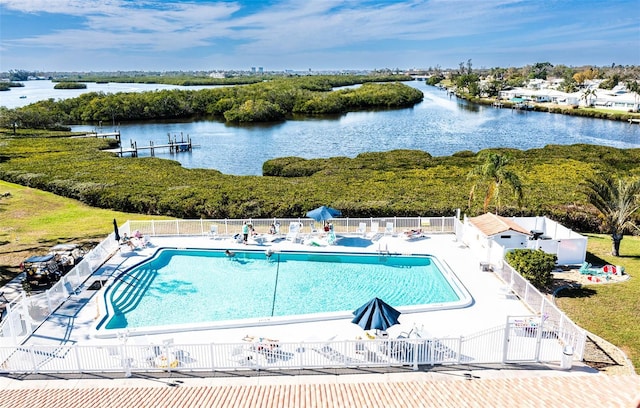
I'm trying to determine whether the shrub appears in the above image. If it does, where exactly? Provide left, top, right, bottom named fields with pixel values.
left=505, top=249, right=556, bottom=289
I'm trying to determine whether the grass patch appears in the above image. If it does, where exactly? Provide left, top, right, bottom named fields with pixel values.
left=0, top=180, right=169, bottom=285
left=555, top=233, right=640, bottom=374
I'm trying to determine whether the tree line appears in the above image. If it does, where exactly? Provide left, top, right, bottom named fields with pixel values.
left=0, top=74, right=421, bottom=128
left=426, top=60, right=640, bottom=98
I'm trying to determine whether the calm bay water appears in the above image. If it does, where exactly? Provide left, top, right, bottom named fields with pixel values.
left=0, top=80, right=214, bottom=109
left=5, top=81, right=639, bottom=176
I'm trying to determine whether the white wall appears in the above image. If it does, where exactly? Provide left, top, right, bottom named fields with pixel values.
left=462, top=216, right=587, bottom=266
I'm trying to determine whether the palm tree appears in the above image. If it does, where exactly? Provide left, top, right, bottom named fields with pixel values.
left=626, top=80, right=640, bottom=112
left=468, top=152, right=523, bottom=214
left=581, top=88, right=597, bottom=107
left=585, top=175, right=640, bottom=256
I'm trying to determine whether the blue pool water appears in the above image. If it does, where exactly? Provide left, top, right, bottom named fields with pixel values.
left=101, top=249, right=466, bottom=331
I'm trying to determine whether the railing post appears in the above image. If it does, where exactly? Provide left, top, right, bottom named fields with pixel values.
left=74, top=344, right=82, bottom=372
left=29, top=345, right=38, bottom=373
left=210, top=343, right=216, bottom=371
left=22, top=292, right=35, bottom=337
left=46, top=290, right=53, bottom=314
left=5, top=302, right=17, bottom=344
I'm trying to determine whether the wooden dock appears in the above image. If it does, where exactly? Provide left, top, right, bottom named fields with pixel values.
left=104, top=133, right=195, bottom=157
left=72, top=131, right=121, bottom=142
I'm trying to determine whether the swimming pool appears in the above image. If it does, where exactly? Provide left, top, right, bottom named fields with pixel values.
left=95, top=249, right=471, bottom=337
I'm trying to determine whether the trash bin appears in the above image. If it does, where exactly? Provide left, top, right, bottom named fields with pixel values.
left=561, top=345, right=573, bottom=370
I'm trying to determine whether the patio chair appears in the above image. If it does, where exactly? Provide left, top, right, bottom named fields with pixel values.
left=63, top=281, right=81, bottom=297
left=356, top=222, right=367, bottom=236
left=286, top=222, right=301, bottom=243
left=384, top=222, right=395, bottom=236
left=208, top=225, right=221, bottom=240
left=367, top=222, right=381, bottom=240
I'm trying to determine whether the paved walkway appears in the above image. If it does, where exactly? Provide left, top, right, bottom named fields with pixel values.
left=0, top=366, right=638, bottom=407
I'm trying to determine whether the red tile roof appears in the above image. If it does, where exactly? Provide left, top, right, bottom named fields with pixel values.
left=0, top=374, right=638, bottom=407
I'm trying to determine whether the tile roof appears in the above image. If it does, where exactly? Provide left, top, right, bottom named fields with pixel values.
left=468, top=213, right=532, bottom=237
left=1, top=374, right=639, bottom=408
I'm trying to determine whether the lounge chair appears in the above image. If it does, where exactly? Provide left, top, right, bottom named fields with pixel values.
left=305, top=230, right=337, bottom=247
left=356, top=222, right=367, bottom=236
left=384, top=222, right=395, bottom=236
left=367, top=221, right=381, bottom=240
left=578, top=262, right=605, bottom=276
left=403, top=228, right=425, bottom=240
left=286, top=222, right=301, bottom=243
left=208, top=225, right=221, bottom=239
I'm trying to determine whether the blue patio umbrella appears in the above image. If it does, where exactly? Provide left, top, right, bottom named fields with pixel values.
left=351, top=297, right=401, bottom=332
left=113, top=218, right=121, bottom=242
left=306, top=206, right=342, bottom=222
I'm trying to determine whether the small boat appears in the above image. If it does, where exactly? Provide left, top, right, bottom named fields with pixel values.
left=20, top=95, right=27, bottom=99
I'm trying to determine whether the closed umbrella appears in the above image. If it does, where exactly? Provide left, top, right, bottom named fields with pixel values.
left=113, top=219, right=121, bottom=242
left=352, top=297, right=401, bottom=333
left=306, top=206, right=341, bottom=222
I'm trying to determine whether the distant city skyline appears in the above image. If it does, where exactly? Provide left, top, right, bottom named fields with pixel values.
left=1, top=0, right=639, bottom=72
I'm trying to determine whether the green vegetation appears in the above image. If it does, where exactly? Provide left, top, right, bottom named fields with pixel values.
left=0, top=179, right=170, bottom=286
left=0, top=74, right=418, bottom=127
left=467, top=152, right=523, bottom=214
left=0, top=82, right=24, bottom=91
left=556, top=234, right=640, bottom=373
left=505, top=249, right=556, bottom=289
left=53, top=82, right=87, bottom=90
left=585, top=175, right=640, bottom=256
left=1, top=129, right=639, bottom=232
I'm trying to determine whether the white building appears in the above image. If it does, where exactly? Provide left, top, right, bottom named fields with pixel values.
left=461, top=213, right=587, bottom=267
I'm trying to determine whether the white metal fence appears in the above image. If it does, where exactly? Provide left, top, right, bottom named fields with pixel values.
left=0, top=324, right=568, bottom=375
left=0, top=216, right=587, bottom=374
left=493, top=263, right=587, bottom=360
left=0, top=237, right=118, bottom=346
left=127, top=216, right=457, bottom=238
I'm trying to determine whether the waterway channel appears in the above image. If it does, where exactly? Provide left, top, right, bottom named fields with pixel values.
left=5, top=80, right=639, bottom=176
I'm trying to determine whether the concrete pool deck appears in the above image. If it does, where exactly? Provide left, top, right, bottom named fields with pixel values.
left=20, top=233, right=535, bottom=348
left=2, top=233, right=639, bottom=407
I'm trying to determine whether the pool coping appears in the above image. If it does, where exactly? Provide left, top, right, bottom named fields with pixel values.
left=92, top=247, right=473, bottom=339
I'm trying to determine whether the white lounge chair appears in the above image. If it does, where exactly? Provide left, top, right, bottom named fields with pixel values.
left=368, top=222, right=380, bottom=240
left=208, top=225, right=221, bottom=239
left=384, top=222, right=395, bottom=236
left=356, top=222, right=367, bottom=236
left=286, top=222, right=301, bottom=243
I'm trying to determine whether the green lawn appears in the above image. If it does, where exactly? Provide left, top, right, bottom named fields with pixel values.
left=0, top=180, right=170, bottom=285
left=556, top=234, right=640, bottom=374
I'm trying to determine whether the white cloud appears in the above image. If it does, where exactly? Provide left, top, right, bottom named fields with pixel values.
left=1, top=0, right=637, bottom=70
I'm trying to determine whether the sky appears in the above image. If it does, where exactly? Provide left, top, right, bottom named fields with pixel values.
left=0, top=0, right=639, bottom=72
